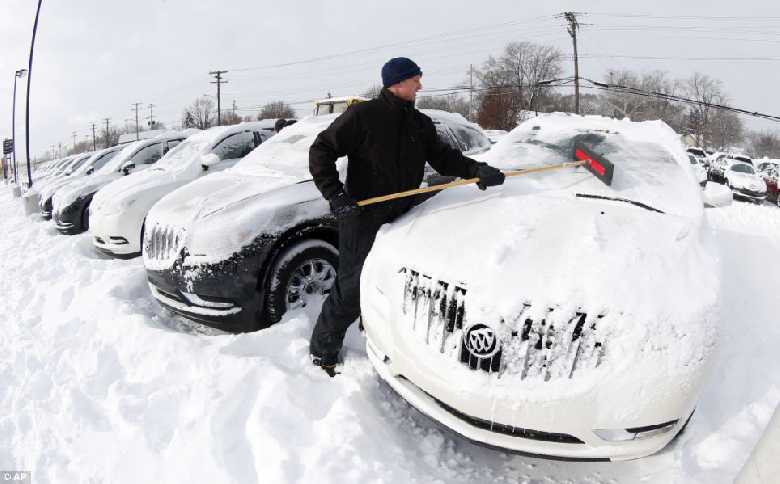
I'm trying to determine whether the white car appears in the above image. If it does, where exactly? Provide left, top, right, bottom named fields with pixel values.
left=89, top=121, right=275, bottom=256
left=52, top=133, right=187, bottom=234
left=724, top=162, right=767, bottom=204
left=688, top=153, right=707, bottom=187
left=37, top=147, right=122, bottom=219
left=360, top=114, right=719, bottom=460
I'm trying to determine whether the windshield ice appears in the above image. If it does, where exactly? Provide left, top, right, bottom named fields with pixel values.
left=154, top=136, right=209, bottom=171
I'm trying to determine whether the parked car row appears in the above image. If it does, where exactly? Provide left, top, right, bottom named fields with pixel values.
left=685, top=147, right=779, bottom=206
left=21, top=107, right=721, bottom=461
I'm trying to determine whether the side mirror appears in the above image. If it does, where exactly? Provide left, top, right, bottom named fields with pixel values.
left=122, top=163, right=136, bottom=175
left=201, top=153, right=220, bottom=171
left=86, top=167, right=94, bottom=175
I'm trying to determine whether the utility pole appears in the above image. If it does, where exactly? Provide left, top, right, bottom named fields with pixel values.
left=564, top=11, right=581, bottom=114
left=131, top=102, right=142, bottom=140
left=72, top=131, right=77, bottom=150
left=232, top=99, right=237, bottom=117
left=91, top=123, right=97, bottom=151
left=469, top=64, right=474, bottom=121
left=102, top=118, right=111, bottom=148
left=209, top=70, right=228, bottom=126
left=146, top=103, right=155, bottom=129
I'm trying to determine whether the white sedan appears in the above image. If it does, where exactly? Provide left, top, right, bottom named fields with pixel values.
left=361, top=114, right=719, bottom=460
left=724, top=162, right=767, bottom=204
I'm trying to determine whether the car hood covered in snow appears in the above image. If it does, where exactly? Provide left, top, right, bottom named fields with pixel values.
left=726, top=171, right=765, bottom=191
left=52, top=173, right=123, bottom=212
left=145, top=115, right=342, bottom=265
left=362, top=113, right=719, bottom=394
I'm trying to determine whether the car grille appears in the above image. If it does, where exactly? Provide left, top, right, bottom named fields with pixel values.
left=735, top=187, right=765, bottom=197
left=401, top=268, right=605, bottom=381
left=144, top=224, right=185, bottom=265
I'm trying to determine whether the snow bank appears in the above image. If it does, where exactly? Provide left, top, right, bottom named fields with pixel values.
left=1, top=184, right=779, bottom=482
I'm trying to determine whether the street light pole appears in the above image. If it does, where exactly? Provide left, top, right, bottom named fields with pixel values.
left=11, top=69, right=27, bottom=186
left=24, top=0, right=44, bottom=189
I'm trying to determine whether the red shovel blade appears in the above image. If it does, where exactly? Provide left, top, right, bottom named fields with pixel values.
left=574, top=142, right=614, bottom=186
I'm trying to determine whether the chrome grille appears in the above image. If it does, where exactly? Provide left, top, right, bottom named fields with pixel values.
left=401, top=267, right=605, bottom=380
left=145, top=224, right=184, bottom=263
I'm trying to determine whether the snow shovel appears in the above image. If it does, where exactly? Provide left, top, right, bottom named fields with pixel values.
left=357, top=141, right=614, bottom=207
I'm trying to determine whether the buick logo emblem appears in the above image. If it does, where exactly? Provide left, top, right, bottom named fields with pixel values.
left=463, top=324, right=500, bottom=358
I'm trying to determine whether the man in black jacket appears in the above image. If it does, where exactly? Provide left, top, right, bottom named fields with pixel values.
left=308, top=57, right=505, bottom=375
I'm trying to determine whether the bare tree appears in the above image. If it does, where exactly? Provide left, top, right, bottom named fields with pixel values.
left=475, top=41, right=563, bottom=128
left=708, top=109, right=744, bottom=150
left=684, top=73, right=726, bottom=148
left=416, top=94, right=470, bottom=118
left=182, top=96, right=215, bottom=129
left=748, top=130, right=780, bottom=158
left=258, top=101, right=295, bottom=120
left=362, top=85, right=383, bottom=99
left=476, top=88, right=517, bottom=130
left=594, top=69, right=686, bottom=131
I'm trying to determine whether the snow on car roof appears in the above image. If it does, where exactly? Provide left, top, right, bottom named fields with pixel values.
left=481, top=113, right=702, bottom=218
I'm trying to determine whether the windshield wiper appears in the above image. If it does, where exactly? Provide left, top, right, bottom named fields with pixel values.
left=575, top=193, right=665, bottom=214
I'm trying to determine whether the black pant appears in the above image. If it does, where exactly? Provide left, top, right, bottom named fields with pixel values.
left=309, top=208, right=386, bottom=357
left=310, top=198, right=422, bottom=358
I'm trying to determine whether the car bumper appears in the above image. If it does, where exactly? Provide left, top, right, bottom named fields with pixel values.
left=53, top=212, right=84, bottom=234
left=732, top=189, right=766, bottom=202
left=91, top=221, right=141, bottom=257
left=146, top=254, right=265, bottom=333
left=367, top=338, right=692, bottom=461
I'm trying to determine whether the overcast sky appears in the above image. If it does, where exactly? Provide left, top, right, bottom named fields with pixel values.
left=2, top=0, right=780, bottom=160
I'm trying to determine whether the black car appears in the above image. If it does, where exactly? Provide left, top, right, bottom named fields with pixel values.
left=142, top=110, right=492, bottom=332
left=52, top=135, right=186, bottom=234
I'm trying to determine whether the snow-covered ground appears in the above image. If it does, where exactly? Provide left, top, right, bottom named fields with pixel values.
left=0, top=185, right=778, bottom=483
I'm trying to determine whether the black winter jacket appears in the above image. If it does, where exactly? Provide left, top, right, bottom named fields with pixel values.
left=309, top=88, right=481, bottom=203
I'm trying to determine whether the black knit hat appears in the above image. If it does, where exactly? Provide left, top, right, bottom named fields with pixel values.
left=381, top=57, right=422, bottom=88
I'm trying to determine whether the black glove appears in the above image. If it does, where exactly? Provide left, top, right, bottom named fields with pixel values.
left=473, top=163, right=505, bottom=190
left=329, top=191, right=360, bottom=220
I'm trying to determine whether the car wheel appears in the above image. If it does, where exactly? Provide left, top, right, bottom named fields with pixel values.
left=81, top=201, right=91, bottom=230
left=265, top=239, right=338, bottom=325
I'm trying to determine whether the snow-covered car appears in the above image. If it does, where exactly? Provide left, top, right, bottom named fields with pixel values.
left=724, top=162, right=767, bottom=204
left=686, top=147, right=708, bottom=168
left=142, top=110, right=491, bottom=332
left=360, top=114, right=719, bottom=460
left=688, top=153, right=707, bottom=187
left=89, top=122, right=275, bottom=257
left=756, top=160, right=780, bottom=204
left=52, top=134, right=187, bottom=234
left=37, top=147, right=122, bottom=219
left=22, top=153, right=92, bottom=210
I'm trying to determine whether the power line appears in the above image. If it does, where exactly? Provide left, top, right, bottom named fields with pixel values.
left=226, top=15, right=558, bottom=73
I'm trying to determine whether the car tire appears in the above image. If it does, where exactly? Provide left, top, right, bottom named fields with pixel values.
left=81, top=201, right=91, bottom=231
left=265, top=239, right=339, bottom=326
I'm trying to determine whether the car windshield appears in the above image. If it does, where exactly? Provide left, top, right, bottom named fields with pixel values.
left=232, top=115, right=339, bottom=179
left=74, top=149, right=119, bottom=176
left=731, top=164, right=754, bottom=174
left=483, top=117, right=701, bottom=218
left=154, top=136, right=209, bottom=171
